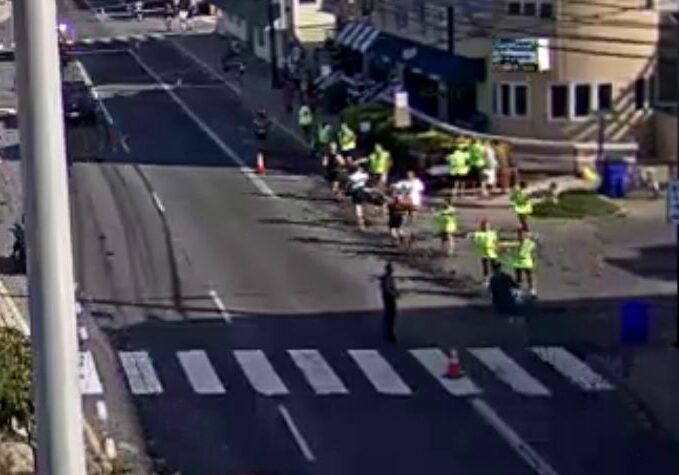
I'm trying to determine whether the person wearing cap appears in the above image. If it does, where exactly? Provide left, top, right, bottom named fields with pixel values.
left=469, top=218, right=499, bottom=284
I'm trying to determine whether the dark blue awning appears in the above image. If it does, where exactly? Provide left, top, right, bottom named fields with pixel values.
left=368, top=33, right=485, bottom=83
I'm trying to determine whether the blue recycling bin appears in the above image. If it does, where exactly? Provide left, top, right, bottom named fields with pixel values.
left=598, top=160, right=632, bottom=198
left=620, top=300, right=649, bottom=345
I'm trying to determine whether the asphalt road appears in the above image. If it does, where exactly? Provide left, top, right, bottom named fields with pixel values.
left=59, top=9, right=679, bottom=475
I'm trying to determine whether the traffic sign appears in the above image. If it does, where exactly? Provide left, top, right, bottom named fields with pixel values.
left=668, top=179, right=679, bottom=223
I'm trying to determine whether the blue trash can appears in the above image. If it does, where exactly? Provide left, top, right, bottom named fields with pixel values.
left=598, top=160, right=632, bottom=198
left=620, top=300, right=649, bottom=345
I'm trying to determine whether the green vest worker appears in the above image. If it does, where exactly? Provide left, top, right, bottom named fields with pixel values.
left=510, top=181, right=533, bottom=230
left=470, top=219, right=499, bottom=281
left=317, top=123, right=333, bottom=150
left=511, top=228, right=537, bottom=296
left=468, top=141, right=486, bottom=170
left=447, top=148, right=470, bottom=177
left=339, top=122, right=357, bottom=155
left=369, top=144, right=391, bottom=183
left=436, top=203, right=458, bottom=255
left=298, top=105, right=313, bottom=127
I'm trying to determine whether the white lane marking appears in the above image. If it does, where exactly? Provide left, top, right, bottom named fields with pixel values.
left=208, top=289, right=231, bottom=322
left=177, top=350, right=226, bottom=395
left=126, top=48, right=278, bottom=199
left=78, top=325, right=89, bottom=341
left=469, top=348, right=551, bottom=397
left=79, top=350, right=104, bottom=395
left=170, top=40, right=308, bottom=149
left=119, top=351, right=163, bottom=395
left=288, top=350, right=348, bottom=395
left=104, top=437, right=118, bottom=460
left=151, top=191, right=165, bottom=214
left=348, top=349, right=412, bottom=396
left=96, top=400, right=109, bottom=422
left=277, top=404, right=316, bottom=462
left=531, top=347, right=613, bottom=391
left=410, top=348, right=482, bottom=396
left=233, top=350, right=289, bottom=396
left=470, top=398, right=560, bottom=475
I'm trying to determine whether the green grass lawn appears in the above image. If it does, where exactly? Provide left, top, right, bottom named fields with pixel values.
left=533, top=190, right=620, bottom=219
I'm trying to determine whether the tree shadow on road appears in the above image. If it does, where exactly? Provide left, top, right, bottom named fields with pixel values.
left=606, top=244, right=676, bottom=282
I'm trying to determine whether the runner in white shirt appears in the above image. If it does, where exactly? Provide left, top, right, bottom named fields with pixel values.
left=347, top=166, right=370, bottom=230
left=394, top=170, right=425, bottom=213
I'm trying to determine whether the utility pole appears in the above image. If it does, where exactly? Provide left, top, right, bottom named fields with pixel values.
left=12, top=0, right=87, bottom=473
left=675, top=12, right=679, bottom=348
left=267, top=0, right=280, bottom=89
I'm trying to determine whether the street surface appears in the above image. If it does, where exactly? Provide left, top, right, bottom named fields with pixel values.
left=52, top=2, right=679, bottom=474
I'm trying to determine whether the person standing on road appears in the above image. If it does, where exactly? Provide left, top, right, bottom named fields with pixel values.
left=347, top=165, right=370, bottom=230
left=489, top=260, right=522, bottom=321
left=164, top=0, right=176, bottom=31
left=298, top=104, right=314, bottom=145
left=387, top=194, right=407, bottom=247
left=508, top=227, right=537, bottom=297
left=435, top=199, right=458, bottom=256
left=368, top=143, right=391, bottom=189
left=468, top=138, right=486, bottom=196
left=510, top=181, right=533, bottom=230
left=379, top=262, right=400, bottom=342
left=178, top=0, right=191, bottom=31
left=469, top=218, right=499, bottom=285
left=134, top=0, right=144, bottom=21
left=323, top=142, right=347, bottom=200
left=338, top=122, right=357, bottom=160
left=447, top=144, right=469, bottom=198
left=482, top=139, right=498, bottom=197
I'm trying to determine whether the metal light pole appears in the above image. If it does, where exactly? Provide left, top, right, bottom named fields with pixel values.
left=267, top=0, right=280, bottom=89
left=12, top=0, right=87, bottom=473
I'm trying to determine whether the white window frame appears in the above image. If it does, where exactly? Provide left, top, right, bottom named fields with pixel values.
left=572, top=83, right=593, bottom=119
left=522, top=1, right=537, bottom=16
left=595, top=82, right=614, bottom=113
left=547, top=82, right=570, bottom=121
left=508, top=0, right=553, bottom=17
left=494, top=81, right=530, bottom=118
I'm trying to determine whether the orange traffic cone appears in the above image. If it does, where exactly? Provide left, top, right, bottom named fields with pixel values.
left=444, top=349, right=464, bottom=379
left=256, top=151, right=266, bottom=175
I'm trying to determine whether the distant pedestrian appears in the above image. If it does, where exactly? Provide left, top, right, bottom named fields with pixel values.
left=347, top=164, right=369, bottom=230
left=488, top=260, right=523, bottom=322
left=134, top=0, right=143, bottom=21
left=508, top=227, right=537, bottom=296
left=510, top=181, right=533, bottom=230
left=447, top=144, right=470, bottom=198
left=482, top=139, right=498, bottom=197
left=435, top=199, right=458, bottom=256
left=387, top=195, right=407, bottom=247
left=164, top=0, right=175, bottom=31
left=297, top=104, right=314, bottom=144
left=178, top=0, right=190, bottom=31
left=323, top=142, right=346, bottom=199
left=379, top=262, right=399, bottom=342
left=469, top=218, right=499, bottom=285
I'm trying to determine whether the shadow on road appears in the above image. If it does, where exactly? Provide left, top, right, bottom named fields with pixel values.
left=607, top=244, right=677, bottom=282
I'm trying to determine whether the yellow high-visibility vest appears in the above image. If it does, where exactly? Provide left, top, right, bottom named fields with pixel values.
left=471, top=230, right=499, bottom=259
left=436, top=207, right=458, bottom=234
left=512, top=238, right=536, bottom=269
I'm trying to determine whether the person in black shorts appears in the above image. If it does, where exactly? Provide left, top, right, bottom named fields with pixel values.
left=323, top=142, right=346, bottom=200
left=387, top=195, right=407, bottom=247
left=253, top=108, right=270, bottom=153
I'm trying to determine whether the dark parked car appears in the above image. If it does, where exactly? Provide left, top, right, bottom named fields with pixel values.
left=62, top=81, right=98, bottom=125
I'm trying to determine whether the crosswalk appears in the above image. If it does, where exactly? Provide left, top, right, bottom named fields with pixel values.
left=79, top=346, right=615, bottom=400
left=73, top=33, right=167, bottom=49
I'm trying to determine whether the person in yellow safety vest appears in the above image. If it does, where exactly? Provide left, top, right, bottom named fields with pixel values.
left=469, top=218, right=499, bottom=284
left=447, top=145, right=470, bottom=198
left=338, top=122, right=357, bottom=159
left=468, top=139, right=486, bottom=195
left=510, top=181, right=533, bottom=230
left=435, top=199, right=458, bottom=256
left=368, top=143, right=391, bottom=187
left=510, top=227, right=537, bottom=296
left=317, top=122, right=333, bottom=155
left=298, top=104, right=314, bottom=144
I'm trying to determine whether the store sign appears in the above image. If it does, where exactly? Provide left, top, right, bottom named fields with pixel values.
left=491, top=38, right=551, bottom=72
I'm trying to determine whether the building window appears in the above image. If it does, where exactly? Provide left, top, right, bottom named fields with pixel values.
left=597, top=83, right=613, bottom=112
left=508, top=1, right=521, bottom=15
left=501, top=83, right=511, bottom=116
left=550, top=84, right=569, bottom=119
left=514, top=84, right=528, bottom=116
left=539, top=2, right=554, bottom=19
left=635, top=78, right=647, bottom=109
left=523, top=2, right=537, bottom=16
left=574, top=84, right=591, bottom=117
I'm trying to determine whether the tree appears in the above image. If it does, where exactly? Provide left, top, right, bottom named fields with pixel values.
left=0, top=327, right=35, bottom=453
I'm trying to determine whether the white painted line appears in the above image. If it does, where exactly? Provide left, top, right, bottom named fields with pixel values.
left=410, top=348, right=482, bottom=396
left=79, top=350, right=104, bottom=395
left=119, top=351, right=163, bottom=395
left=348, top=349, right=412, bottom=396
left=288, top=350, right=348, bottom=395
left=170, top=40, right=308, bottom=149
left=151, top=192, right=165, bottom=214
left=149, top=33, right=165, bottom=40
left=470, top=398, right=559, bottom=475
left=126, top=48, right=278, bottom=199
left=531, top=347, right=613, bottom=391
left=78, top=325, right=89, bottom=341
left=469, top=348, right=551, bottom=397
left=208, top=289, right=231, bottom=322
left=96, top=400, right=109, bottom=423
left=233, top=350, right=289, bottom=396
left=177, top=350, right=226, bottom=395
left=277, top=404, right=316, bottom=462
left=104, top=437, right=117, bottom=460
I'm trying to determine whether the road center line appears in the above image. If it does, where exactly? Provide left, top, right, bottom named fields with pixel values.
left=469, top=398, right=559, bottom=475
left=208, top=289, right=231, bottom=323
left=125, top=48, right=279, bottom=199
left=277, top=404, right=316, bottom=463
left=151, top=192, right=165, bottom=214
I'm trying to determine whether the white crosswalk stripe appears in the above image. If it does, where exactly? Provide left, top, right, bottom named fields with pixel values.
left=177, top=350, right=226, bottom=395
left=348, top=349, right=412, bottom=395
left=119, top=351, right=163, bottom=395
left=531, top=347, right=614, bottom=391
left=410, top=348, right=483, bottom=396
left=79, top=350, right=103, bottom=395
left=288, top=350, right=348, bottom=395
left=469, top=348, right=551, bottom=396
left=234, top=350, right=289, bottom=396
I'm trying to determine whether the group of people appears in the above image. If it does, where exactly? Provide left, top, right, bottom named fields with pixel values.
left=446, top=136, right=510, bottom=198
left=161, top=0, right=196, bottom=32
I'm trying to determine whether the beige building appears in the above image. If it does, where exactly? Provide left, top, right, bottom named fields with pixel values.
left=353, top=0, right=673, bottom=159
